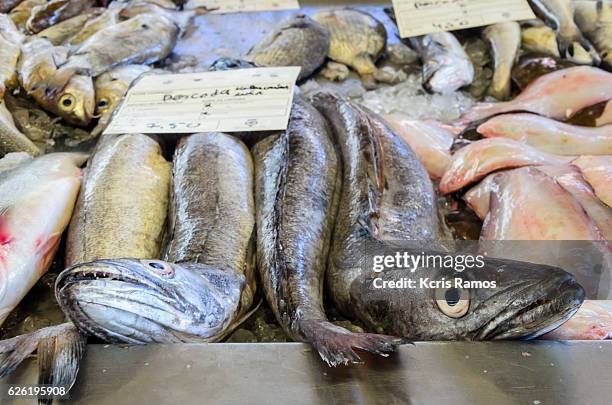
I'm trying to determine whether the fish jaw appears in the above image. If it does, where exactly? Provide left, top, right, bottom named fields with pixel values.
left=56, top=259, right=244, bottom=343
left=474, top=268, right=584, bottom=340
left=0, top=175, right=81, bottom=325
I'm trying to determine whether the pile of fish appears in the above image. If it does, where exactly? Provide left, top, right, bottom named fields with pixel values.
left=0, top=0, right=207, bottom=154
left=0, top=1, right=610, bottom=402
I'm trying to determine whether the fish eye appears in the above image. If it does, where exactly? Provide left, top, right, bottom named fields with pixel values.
left=59, top=94, right=76, bottom=111
left=97, top=99, right=109, bottom=109
left=140, top=260, right=175, bottom=277
left=435, top=287, right=469, bottom=318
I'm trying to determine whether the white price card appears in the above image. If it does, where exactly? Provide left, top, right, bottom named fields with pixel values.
left=186, top=0, right=300, bottom=14
left=103, top=67, right=301, bottom=135
left=391, top=0, right=536, bottom=38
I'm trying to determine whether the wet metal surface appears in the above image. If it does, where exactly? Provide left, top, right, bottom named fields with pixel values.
left=3, top=342, right=612, bottom=404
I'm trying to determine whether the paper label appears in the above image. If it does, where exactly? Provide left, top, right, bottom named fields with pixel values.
left=103, top=67, right=301, bottom=135
left=391, top=0, right=536, bottom=37
left=187, top=0, right=300, bottom=13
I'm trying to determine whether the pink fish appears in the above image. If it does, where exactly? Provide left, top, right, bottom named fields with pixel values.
left=477, top=113, right=612, bottom=155
left=481, top=167, right=604, bottom=240
left=439, top=138, right=571, bottom=194
left=456, top=66, right=612, bottom=125
left=572, top=155, right=612, bottom=207
left=468, top=166, right=612, bottom=239
left=383, top=114, right=454, bottom=179
left=541, top=300, right=612, bottom=340
left=0, top=153, right=85, bottom=324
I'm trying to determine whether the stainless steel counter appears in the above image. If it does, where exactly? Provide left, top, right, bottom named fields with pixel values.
left=3, top=341, right=611, bottom=404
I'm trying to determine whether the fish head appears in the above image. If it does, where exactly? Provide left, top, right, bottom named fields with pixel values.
left=94, top=81, right=126, bottom=118
left=360, top=255, right=584, bottom=340
left=53, top=75, right=95, bottom=126
left=55, top=259, right=244, bottom=343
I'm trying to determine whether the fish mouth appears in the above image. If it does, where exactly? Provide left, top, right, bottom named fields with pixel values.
left=475, top=273, right=585, bottom=340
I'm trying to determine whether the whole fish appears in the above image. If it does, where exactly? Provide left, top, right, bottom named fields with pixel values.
left=53, top=13, right=178, bottom=82
left=18, top=37, right=95, bottom=126
left=521, top=20, right=561, bottom=57
left=91, top=64, right=153, bottom=138
left=26, top=0, right=96, bottom=34
left=254, top=97, right=400, bottom=366
left=529, top=0, right=600, bottom=64
left=246, top=14, right=329, bottom=81
left=0, top=0, right=24, bottom=13
left=477, top=113, right=612, bottom=155
left=573, top=0, right=612, bottom=68
left=483, top=22, right=521, bottom=100
left=66, top=133, right=171, bottom=266
left=541, top=300, right=612, bottom=339
left=9, top=0, right=45, bottom=30
left=0, top=99, right=41, bottom=157
left=410, top=32, right=475, bottom=94
left=572, top=155, right=612, bottom=206
left=383, top=114, right=454, bottom=179
left=0, top=152, right=86, bottom=325
left=58, top=132, right=256, bottom=343
left=465, top=165, right=612, bottom=240
left=481, top=166, right=606, bottom=240
left=36, top=8, right=104, bottom=45
left=456, top=66, right=612, bottom=126
left=312, top=92, right=584, bottom=340
left=313, top=9, right=389, bottom=88
left=439, top=138, right=572, bottom=194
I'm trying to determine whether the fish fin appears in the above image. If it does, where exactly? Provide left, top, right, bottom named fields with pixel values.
left=0, top=324, right=85, bottom=404
left=298, top=319, right=405, bottom=367
left=37, top=324, right=85, bottom=405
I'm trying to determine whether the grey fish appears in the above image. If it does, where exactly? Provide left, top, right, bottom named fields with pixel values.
left=246, top=14, right=330, bottom=81
left=253, top=97, right=401, bottom=366
left=483, top=22, right=522, bottom=100
left=529, top=0, right=601, bottom=64
left=0, top=98, right=41, bottom=157
left=57, top=133, right=256, bottom=343
left=311, top=92, right=585, bottom=340
left=118, top=2, right=209, bottom=36
left=574, top=0, right=612, bottom=68
left=410, top=32, right=475, bottom=94
left=66, top=133, right=171, bottom=266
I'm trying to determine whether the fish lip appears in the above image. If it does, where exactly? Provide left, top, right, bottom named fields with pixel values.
left=475, top=273, right=585, bottom=340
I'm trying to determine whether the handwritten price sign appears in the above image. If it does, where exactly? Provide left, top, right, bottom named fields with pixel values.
left=391, top=0, right=535, bottom=37
left=104, top=67, right=301, bottom=135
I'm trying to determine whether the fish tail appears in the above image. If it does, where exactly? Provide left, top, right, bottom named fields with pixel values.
left=298, top=319, right=405, bottom=367
left=0, top=323, right=85, bottom=404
